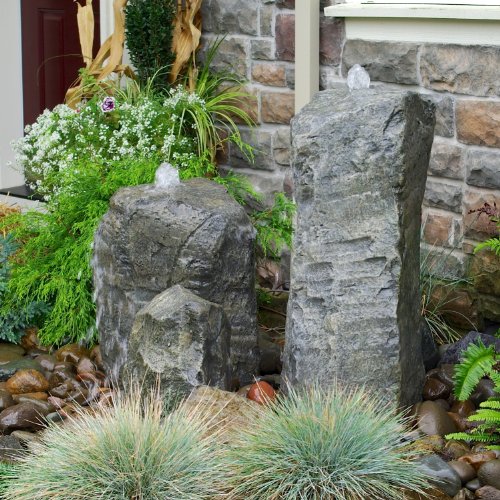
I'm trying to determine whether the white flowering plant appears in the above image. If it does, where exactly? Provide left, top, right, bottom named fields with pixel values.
left=13, top=86, right=212, bottom=200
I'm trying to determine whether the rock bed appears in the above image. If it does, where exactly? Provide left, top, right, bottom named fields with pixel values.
left=412, top=330, right=500, bottom=499
left=0, top=327, right=500, bottom=500
left=0, top=330, right=113, bottom=461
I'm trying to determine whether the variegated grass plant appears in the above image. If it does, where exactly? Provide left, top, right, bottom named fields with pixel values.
left=2, top=385, right=225, bottom=500
left=225, top=383, right=431, bottom=500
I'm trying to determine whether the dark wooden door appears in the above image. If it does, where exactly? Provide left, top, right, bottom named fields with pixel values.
left=21, top=0, right=100, bottom=127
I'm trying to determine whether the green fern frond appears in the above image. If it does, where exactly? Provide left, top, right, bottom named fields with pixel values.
left=453, top=341, right=498, bottom=400
left=480, top=400, right=500, bottom=409
left=474, top=237, right=500, bottom=256
left=445, top=432, right=474, bottom=441
left=468, top=409, right=500, bottom=423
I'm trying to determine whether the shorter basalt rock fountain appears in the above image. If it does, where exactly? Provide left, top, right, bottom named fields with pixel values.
left=92, top=172, right=259, bottom=393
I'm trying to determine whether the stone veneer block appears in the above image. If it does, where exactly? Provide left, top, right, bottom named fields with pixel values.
left=252, top=63, right=286, bottom=87
left=432, top=95, right=455, bottom=138
left=421, top=44, right=500, bottom=97
left=202, top=36, right=248, bottom=79
left=283, top=87, right=435, bottom=407
left=465, top=149, right=500, bottom=190
left=202, top=0, right=259, bottom=35
left=262, top=92, right=295, bottom=124
left=423, top=212, right=454, bottom=247
left=456, top=101, right=500, bottom=148
left=428, top=139, right=464, bottom=180
left=92, top=179, right=258, bottom=386
left=424, top=178, right=463, bottom=213
left=275, top=14, right=295, bottom=62
left=231, top=128, right=275, bottom=171
left=463, top=189, right=499, bottom=239
left=320, top=16, right=344, bottom=66
left=342, top=40, right=419, bottom=85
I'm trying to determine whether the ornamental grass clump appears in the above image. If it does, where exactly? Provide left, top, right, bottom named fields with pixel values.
left=225, top=383, right=430, bottom=500
left=3, top=387, right=224, bottom=500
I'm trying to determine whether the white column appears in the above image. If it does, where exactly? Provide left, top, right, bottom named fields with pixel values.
left=0, top=1, right=24, bottom=189
left=100, top=0, right=115, bottom=43
left=295, top=0, right=320, bottom=113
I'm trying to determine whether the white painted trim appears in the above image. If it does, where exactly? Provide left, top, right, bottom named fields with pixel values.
left=0, top=1, right=24, bottom=189
left=343, top=17, right=500, bottom=44
left=295, top=0, right=320, bottom=113
left=325, top=3, right=500, bottom=20
left=100, top=0, right=115, bottom=43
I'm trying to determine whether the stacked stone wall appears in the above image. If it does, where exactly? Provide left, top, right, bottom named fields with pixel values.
left=201, top=0, right=500, bottom=323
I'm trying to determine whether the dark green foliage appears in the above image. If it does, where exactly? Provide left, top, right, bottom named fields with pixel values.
left=0, top=158, right=159, bottom=345
left=251, top=193, right=295, bottom=259
left=125, top=0, right=176, bottom=90
left=446, top=341, right=500, bottom=449
left=0, top=234, right=48, bottom=343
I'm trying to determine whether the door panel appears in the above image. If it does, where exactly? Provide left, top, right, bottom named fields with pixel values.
left=21, top=0, right=100, bottom=127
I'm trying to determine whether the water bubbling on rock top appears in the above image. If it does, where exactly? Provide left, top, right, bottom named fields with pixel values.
left=154, top=162, right=180, bottom=189
left=347, top=64, right=371, bottom=91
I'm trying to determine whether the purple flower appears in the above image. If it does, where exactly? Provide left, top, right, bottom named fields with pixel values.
left=101, top=97, right=116, bottom=113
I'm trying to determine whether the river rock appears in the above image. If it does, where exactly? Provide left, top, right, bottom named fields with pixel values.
left=450, top=400, right=476, bottom=418
left=282, top=86, right=435, bottom=406
left=440, top=332, right=500, bottom=365
left=0, top=389, right=14, bottom=411
left=0, top=434, right=24, bottom=462
left=420, top=319, right=440, bottom=370
left=0, top=402, right=50, bottom=432
left=0, top=359, right=44, bottom=381
left=5, top=369, right=49, bottom=394
left=34, top=354, right=57, bottom=372
left=423, top=378, right=451, bottom=400
left=470, top=379, right=496, bottom=407
left=448, top=460, right=477, bottom=484
left=417, top=400, right=458, bottom=436
left=418, top=454, right=462, bottom=497
left=0, top=343, right=25, bottom=364
left=123, top=285, right=231, bottom=397
left=478, top=460, right=500, bottom=490
left=93, top=178, right=258, bottom=386
left=476, top=486, right=500, bottom=500
left=54, top=344, right=90, bottom=364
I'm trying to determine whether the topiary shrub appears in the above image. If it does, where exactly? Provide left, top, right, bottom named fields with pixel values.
left=125, top=0, right=176, bottom=90
left=3, top=387, right=224, bottom=500
left=225, top=383, right=431, bottom=500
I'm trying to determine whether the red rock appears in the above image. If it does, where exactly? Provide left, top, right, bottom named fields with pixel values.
left=246, top=381, right=276, bottom=405
left=5, top=369, right=49, bottom=394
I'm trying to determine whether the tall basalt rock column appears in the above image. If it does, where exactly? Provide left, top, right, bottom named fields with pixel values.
left=92, top=178, right=258, bottom=386
left=282, top=87, right=435, bottom=407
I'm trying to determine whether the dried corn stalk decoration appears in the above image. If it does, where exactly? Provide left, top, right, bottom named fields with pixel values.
left=170, top=0, right=203, bottom=89
left=65, top=0, right=203, bottom=107
left=65, top=0, right=135, bottom=108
